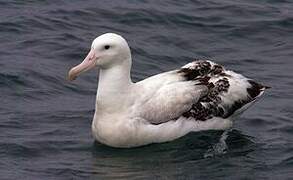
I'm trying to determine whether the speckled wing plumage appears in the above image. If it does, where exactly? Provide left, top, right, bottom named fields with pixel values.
left=178, top=60, right=269, bottom=121
left=137, top=60, right=268, bottom=125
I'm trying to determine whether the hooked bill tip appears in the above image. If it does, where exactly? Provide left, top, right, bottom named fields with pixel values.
left=67, top=68, right=77, bottom=81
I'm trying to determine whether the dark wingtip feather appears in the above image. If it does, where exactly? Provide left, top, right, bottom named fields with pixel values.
left=247, top=80, right=269, bottom=99
left=263, top=85, right=271, bottom=89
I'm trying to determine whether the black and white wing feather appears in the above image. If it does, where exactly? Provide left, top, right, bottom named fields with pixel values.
left=179, top=60, right=269, bottom=121
left=137, top=60, right=269, bottom=124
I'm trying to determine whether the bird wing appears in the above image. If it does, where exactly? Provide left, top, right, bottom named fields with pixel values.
left=134, top=70, right=208, bottom=124
left=134, top=60, right=269, bottom=125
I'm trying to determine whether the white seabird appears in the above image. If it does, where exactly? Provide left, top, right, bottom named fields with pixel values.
left=68, top=33, right=269, bottom=148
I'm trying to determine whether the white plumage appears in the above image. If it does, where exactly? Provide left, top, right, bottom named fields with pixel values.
left=68, top=33, right=269, bottom=148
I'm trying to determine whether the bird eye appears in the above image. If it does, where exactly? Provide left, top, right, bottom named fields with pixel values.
left=104, top=45, right=110, bottom=50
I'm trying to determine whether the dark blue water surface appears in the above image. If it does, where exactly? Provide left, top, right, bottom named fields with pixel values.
left=1, top=0, right=293, bottom=179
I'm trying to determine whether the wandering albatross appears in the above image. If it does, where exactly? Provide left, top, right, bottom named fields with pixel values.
left=68, top=33, right=269, bottom=148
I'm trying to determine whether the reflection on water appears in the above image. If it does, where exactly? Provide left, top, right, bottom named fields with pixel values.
left=89, top=130, right=256, bottom=179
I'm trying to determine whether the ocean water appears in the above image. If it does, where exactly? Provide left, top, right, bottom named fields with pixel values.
left=1, top=0, right=293, bottom=179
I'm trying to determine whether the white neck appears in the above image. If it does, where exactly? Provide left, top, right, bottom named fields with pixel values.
left=95, top=58, right=133, bottom=113
left=98, top=58, right=132, bottom=90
